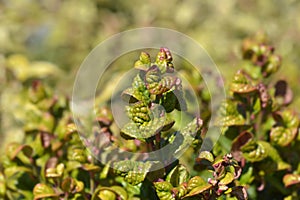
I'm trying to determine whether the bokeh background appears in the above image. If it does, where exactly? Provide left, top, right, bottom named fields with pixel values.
left=1, top=0, right=300, bottom=150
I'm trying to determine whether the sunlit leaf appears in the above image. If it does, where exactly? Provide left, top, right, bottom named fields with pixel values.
left=33, top=183, right=58, bottom=200
left=216, top=100, right=245, bottom=127
left=166, top=164, right=190, bottom=187
left=114, top=161, right=152, bottom=185
left=230, top=71, right=257, bottom=94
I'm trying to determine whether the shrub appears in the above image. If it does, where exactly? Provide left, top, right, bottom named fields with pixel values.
left=0, top=35, right=299, bottom=200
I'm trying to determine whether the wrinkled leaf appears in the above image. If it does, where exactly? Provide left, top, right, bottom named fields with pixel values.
left=230, top=71, right=257, bottom=94
left=216, top=100, right=245, bottom=127
left=114, top=161, right=152, bottom=185
left=154, top=181, right=175, bottom=200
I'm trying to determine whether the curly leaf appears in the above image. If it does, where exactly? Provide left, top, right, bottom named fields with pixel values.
left=270, top=127, right=298, bottom=147
left=126, top=101, right=150, bottom=125
left=242, top=140, right=290, bottom=171
left=121, top=117, right=174, bottom=141
left=196, top=151, right=214, bottom=163
left=216, top=100, right=245, bottom=127
left=33, top=183, right=58, bottom=200
left=155, top=47, right=174, bottom=74
left=61, top=177, right=84, bottom=193
left=114, top=161, right=152, bottom=185
left=121, top=88, right=139, bottom=104
left=283, top=174, right=300, bottom=187
left=67, top=148, right=87, bottom=163
left=270, top=110, right=299, bottom=146
left=6, top=143, right=33, bottom=164
left=173, top=117, right=203, bottom=156
left=230, top=71, right=257, bottom=94
left=92, top=186, right=127, bottom=200
left=184, top=176, right=211, bottom=198
left=241, top=140, right=269, bottom=162
left=154, top=181, right=175, bottom=200
left=166, top=165, right=190, bottom=187
left=262, top=54, right=281, bottom=77
left=45, top=163, right=64, bottom=178
left=231, top=131, right=254, bottom=162
left=93, top=189, right=116, bottom=200
left=218, top=171, right=234, bottom=185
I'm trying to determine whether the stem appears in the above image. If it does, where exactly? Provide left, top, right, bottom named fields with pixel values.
left=89, top=172, right=95, bottom=194
left=255, top=110, right=264, bottom=140
left=155, top=132, right=161, bottom=150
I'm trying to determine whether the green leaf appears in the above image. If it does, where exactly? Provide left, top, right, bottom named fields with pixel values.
left=241, top=141, right=269, bottom=162
left=67, top=148, right=87, bottom=163
left=187, top=176, right=209, bottom=192
left=196, top=151, right=214, bottom=163
left=270, top=127, right=298, bottom=147
left=121, top=117, right=174, bottom=141
left=241, top=141, right=290, bottom=171
left=6, top=143, right=33, bottom=164
left=94, top=189, right=117, bottom=200
left=121, top=88, right=140, bottom=104
left=92, top=186, right=128, bottom=200
left=110, top=186, right=128, bottom=200
left=61, top=177, right=84, bottom=193
left=283, top=174, right=300, bottom=187
left=33, top=183, right=58, bottom=200
left=219, top=171, right=234, bottom=185
left=166, top=165, right=190, bottom=187
left=184, top=176, right=212, bottom=198
left=230, top=71, right=257, bottom=94
left=81, top=163, right=101, bottom=172
left=239, top=166, right=254, bottom=185
left=0, top=173, right=6, bottom=198
left=45, top=163, right=64, bottom=178
left=216, top=100, right=245, bottom=127
left=114, top=161, right=152, bottom=185
left=270, top=110, right=299, bottom=146
left=154, top=181, right=175, bottom=200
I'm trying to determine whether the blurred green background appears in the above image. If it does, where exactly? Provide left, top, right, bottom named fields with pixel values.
left=1, top=0, right=300, bottom=149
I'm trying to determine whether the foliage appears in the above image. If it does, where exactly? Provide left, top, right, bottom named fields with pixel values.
left=0, top=35, right=300, bottom=200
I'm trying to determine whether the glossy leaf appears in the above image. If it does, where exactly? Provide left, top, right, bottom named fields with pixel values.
left=33, top=183, right=58, bottom=200
left=92, top=186, right=127, bottom=200
left=270, top=127, right=298, bottom=147
left=45, top=163, right=64, bottom=178
left=196, top=151, right=214, bottom=163
left=241, top=141, right=269, bottom=162
left=166, top=164, right=190, bottom=187
left=184, top=176, right=211, bottom=198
